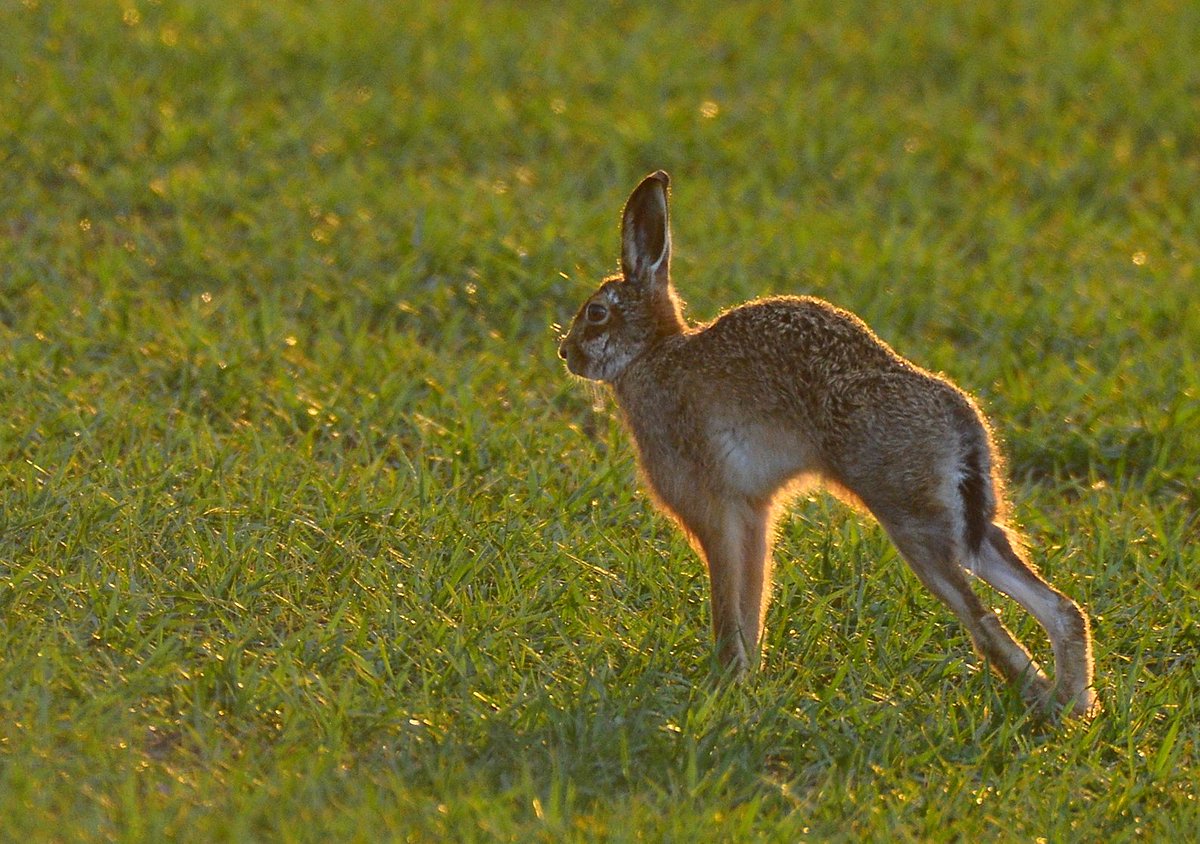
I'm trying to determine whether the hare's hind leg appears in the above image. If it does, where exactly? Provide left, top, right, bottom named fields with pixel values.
left=685, top=498, right=773, bottom=673
left=970, top=525, right=1098, bottom=717
left=881, top=520, right=1055, bottom=707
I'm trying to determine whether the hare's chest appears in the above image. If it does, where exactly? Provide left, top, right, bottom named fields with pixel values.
left=708, top=420, right=819, bottom=498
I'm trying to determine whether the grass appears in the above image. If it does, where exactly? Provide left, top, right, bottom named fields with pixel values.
left=1, top=0, right=1198, bottom=839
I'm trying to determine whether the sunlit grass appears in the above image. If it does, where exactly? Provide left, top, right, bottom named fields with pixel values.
left=1, top=0, right=1197, bottom=840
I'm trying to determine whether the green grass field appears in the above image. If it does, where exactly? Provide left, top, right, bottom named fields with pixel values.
left=2, top=0, right=1198, bottom=840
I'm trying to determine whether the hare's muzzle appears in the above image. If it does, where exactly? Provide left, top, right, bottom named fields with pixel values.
left=559, top=339, right=589, bottom=377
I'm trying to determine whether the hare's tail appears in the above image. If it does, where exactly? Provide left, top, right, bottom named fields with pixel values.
left=946, top=392, right=998, bottom=555
left=958, top=444, right=990, bottom=554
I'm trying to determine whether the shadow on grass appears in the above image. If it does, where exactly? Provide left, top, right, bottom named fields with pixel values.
left=390, top=657, right=1067, bottom=824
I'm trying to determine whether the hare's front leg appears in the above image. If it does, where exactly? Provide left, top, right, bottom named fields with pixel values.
left=684, top=499, right=774, bottom=673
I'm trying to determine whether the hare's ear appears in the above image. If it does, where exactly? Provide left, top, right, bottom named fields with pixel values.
left=620, top=170, right=671, bottom=287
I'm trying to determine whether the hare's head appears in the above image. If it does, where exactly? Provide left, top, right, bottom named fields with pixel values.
left=559, top=170, right=686, bottom=383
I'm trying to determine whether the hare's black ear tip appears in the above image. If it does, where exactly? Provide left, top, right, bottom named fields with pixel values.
left=647, top=170, right=670, bottom=188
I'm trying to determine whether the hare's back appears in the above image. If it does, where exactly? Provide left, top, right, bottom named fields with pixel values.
left=685, top=295, right=974, bottom=435
left=699, top=296, right=902, bottom=377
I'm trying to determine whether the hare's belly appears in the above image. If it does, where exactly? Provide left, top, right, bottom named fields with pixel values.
left=709, top=420, right=819, bottom=498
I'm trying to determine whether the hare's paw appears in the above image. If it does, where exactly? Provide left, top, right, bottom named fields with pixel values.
left=1061, top=686, right=1101, bottom=720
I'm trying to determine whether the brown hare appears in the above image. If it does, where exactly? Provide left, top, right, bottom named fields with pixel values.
left=559, top=170, right=1097, bottom=718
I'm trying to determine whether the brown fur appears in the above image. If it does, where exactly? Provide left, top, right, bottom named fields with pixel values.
left=559, top=171, right=1097, bottom=718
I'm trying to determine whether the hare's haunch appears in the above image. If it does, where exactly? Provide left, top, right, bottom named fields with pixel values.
left=559, top=171, right=1097, bottom=718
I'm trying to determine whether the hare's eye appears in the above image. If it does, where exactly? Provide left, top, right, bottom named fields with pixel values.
left=585, top=303, right=609, bottom=324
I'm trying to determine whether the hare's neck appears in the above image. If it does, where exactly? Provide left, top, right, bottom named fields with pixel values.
left=610, top=333, right=685, bottom=412
left=654, top=287, right=687, bottom=335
